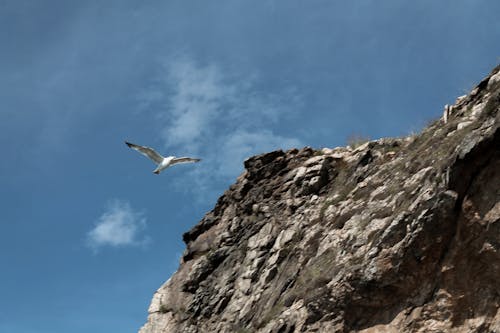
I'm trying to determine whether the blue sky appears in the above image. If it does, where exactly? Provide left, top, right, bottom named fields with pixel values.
left=0, top=1, right=499, bottom=332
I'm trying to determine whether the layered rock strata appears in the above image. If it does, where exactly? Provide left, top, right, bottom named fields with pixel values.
left=140, top=65, right=500, bottom=333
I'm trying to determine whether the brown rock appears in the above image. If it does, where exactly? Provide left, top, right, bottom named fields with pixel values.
left=139, top=65, right=500, bottom=333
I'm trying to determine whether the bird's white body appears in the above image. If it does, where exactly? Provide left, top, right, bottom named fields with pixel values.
left=153, top=156, right=175, bottom=174
left=125, top=141, right=201, bottom=174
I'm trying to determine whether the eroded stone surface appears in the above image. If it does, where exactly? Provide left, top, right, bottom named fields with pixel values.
left=139, top=65, right=500, bottom=333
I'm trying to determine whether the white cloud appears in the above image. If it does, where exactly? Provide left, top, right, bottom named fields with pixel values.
left=160, top=60, right=228, bottom=150
left=87, top=200, right=148, bottom=251
left=140, top=57, right=304, bottom=200
left=216, top=129, right=302, bottom=177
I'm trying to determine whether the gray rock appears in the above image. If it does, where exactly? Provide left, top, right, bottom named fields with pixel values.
left=139, top=65, right=500, bottom=333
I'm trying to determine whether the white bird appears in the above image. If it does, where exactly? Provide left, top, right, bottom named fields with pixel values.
left=125, top=141, right=201, bottom=174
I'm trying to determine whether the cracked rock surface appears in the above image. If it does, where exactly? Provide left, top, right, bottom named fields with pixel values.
left=139, top=65, right=500, bottom=333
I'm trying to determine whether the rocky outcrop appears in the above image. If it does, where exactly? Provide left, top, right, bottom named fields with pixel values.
left=139, top=65, right=500, bottom=333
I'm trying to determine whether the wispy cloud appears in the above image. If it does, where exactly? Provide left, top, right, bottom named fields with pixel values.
left=160, top=60, right=227, bottom=149
left=215, top=129, right=301, bottom=177
left=86, top=199, right=148, bottom=251
left=140, top=57, right=303, bottom=200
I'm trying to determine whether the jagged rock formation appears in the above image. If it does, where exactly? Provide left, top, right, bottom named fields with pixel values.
left=139, top=65, right=500, bottom=333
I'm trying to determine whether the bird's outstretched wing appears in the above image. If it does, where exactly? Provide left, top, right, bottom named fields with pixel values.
left=125, top=141, right=164, bottom=164
left=171, top=157, right=201, bottom=165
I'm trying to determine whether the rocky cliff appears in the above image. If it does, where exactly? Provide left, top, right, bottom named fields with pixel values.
left=139, top=65, right=500, bottom=333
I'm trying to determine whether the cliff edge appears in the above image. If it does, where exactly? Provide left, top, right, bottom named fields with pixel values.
left=140, top=65, right=500, bottom=333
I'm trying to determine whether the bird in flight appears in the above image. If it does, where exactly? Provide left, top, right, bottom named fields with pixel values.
left=125, top=141, right=201, bottom=174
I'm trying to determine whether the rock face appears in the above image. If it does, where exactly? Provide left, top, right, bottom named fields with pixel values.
left=139, top=65, right=500, bottom=333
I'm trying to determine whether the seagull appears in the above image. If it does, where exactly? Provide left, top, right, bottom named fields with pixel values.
left=125, top=141, right=201, bottom=174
